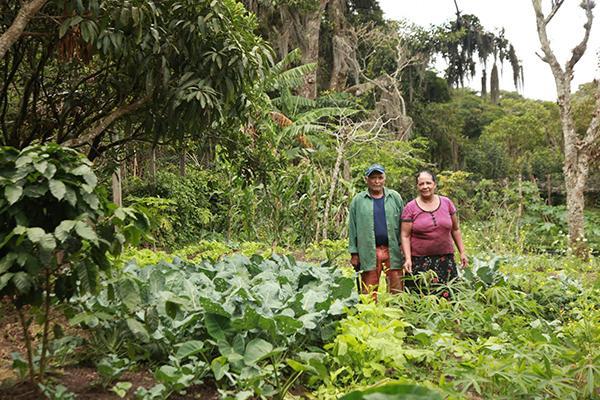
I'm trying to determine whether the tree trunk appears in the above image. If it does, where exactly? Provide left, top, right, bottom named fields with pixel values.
left=298, top=0, right=329, bottom=99
left=132, top=148, right=139, bottom=178
left=490, top=63, right=499, bottom=104
left=112, top=166, right=122, bottom=206
left=149, top=147, right=157, bottom=183
left=328, top=0, right=349, bottom=91
left=531, top=0, right=598, bottom=258
left=561, top=100, right=588, bottom=256
left=481, top=69, right=487, bottom=98
left=322, top=139, right=346, bottom=241
left=0, top=0, right=48, bottom=60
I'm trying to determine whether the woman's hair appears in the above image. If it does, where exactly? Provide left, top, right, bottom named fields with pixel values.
left=415, top=170, right=437, bottom=183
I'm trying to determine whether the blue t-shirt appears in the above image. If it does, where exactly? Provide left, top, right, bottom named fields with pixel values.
left=373, top=196, right=388, bottom=246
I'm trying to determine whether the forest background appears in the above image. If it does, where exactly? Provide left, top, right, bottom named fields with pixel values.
left=1, top=0, right=599, bottom=254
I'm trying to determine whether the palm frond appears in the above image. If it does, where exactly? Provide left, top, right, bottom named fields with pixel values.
left=269, top=48, right=302, bottom=76
left=272, top=95, right=316, bottom=110
left=291, top=107, right=360, bottom=126
left=267, top=63, right=317, bottom=91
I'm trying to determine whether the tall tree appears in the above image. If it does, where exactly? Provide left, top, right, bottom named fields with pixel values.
left=433, top=9, right=523, bottom=102
left=532, top=0, right=600, bottom=258
left=242, top=0, right=328, bottom=99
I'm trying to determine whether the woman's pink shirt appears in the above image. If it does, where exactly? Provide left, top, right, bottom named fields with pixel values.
left=401, top=196, right=457, bottom=256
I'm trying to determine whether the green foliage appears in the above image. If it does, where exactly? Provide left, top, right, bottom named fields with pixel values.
left=340, top=383, right=442, bottom=400
left=70, top=253, right=357, bottom=398
left=312, top=254, right=600, bottom=399
left=0, top=144, right=147, bottom=305
left=38, top=383, right=76, bottom=400
left=0, top=144, right=147, bottom=383
left=1, top=0, right=272, bottom=155
left=125, top=168, right=216, bottom=246
left=479, top=98, right=562, bottom=176
left=97, top=354, right=131, bottom=387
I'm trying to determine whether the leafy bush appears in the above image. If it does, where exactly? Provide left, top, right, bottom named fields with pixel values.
left=69, top=253, right=357, bottom=398
left=125, top=168, right=217, bottom=246
left=0, top=144, right=147, bottom=383
left=311, top=254, right=600, bottom=399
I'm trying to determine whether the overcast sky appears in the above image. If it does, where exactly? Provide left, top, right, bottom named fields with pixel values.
left=378, top=0, right=600, bottom=101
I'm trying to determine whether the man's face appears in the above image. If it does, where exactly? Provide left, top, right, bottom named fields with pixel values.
left=365, top=172, right=385, bottom=193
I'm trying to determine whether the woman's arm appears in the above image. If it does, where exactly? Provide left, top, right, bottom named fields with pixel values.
left=401, top=221, right=413, bottom=273
left=451, top=213, right=468, bottom=267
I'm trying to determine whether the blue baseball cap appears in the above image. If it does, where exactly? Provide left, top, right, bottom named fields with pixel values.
left=364, top=164, right=385, bottom=176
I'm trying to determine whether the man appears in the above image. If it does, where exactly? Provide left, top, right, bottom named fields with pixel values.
left=348, top=164, right=404, bottom=299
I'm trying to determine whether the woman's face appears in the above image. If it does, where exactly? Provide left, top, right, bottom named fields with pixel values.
left=416, top=173, right=436, bottom=197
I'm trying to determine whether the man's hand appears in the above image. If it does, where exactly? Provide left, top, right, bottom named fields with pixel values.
left=403, top=259, right=412, bottom=274
left=350, top=254, right=360, bottom=271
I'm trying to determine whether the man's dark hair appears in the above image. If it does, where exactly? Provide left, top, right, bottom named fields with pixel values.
left=415, top=170, right=437, bottom=183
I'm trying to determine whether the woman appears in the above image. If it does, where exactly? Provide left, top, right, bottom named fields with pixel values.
left=400, top=171, right=467, bottom=296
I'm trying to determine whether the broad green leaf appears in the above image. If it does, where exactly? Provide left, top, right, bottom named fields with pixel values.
left=76, top=263, right=98, bottom=293
left=64, top=187, right=77, bottom=206
left=83, top=193, right=99, bottom=210
left=39, top=233, right=56, bottom=252
left=243, top=338, right=273, bottom=365
left=175, top=340, right=205, bottom=360
left=83, top=172, right=98, bottom=187
left=69, top=312, right=100, bottom=327
left=15, top=155, right=33, bottom=168
left=5, top=184, right=23, bottom=205
left=34, top=161, right=48, bottom=174
left=114, top=208, right=126, bottom=220
left=26, top=227, right=46, bottom=243
left=235, top=391, right=253, bottom=400
left=55, top=220, right=76, bottom=241
left=0, top=254, right=17, bottom=274
left=23, top=184, right=48, bottom=198
left=204, top=313, right=230, bottom=341
left=13, top=226, right=27, bottom=235
left=110, top=381, right=132, bottom=398
left=155, top=365, right=178, bottom=383
left=0, top=273, right=14, bottom=291
left=211, top=356, right=229, bottom=381
left=12, top=272, right=32, bottom=294
left=117, top=279, right=141, bottom=311
left=126, top=318, right=150, bottom=342
left=75, top=221, right=98, bottom=242
left=43, top=163, right=57, bottom=179
left=339, top=384, right=443, bottom=400
left=49, top=180, right=66, bottom=200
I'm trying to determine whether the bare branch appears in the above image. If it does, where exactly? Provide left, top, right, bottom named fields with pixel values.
left=544, top=0, right=565, bottom=24
left=566, top=0, right=595, bottom=74
left=532, top=0, right=564, bottom=77
left=0, top=0, right=48, bottom=60
left=61, top=94, right=152, bottom=148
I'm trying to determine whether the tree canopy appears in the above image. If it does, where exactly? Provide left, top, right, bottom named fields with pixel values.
left=0, top=0, right=272, bottom=158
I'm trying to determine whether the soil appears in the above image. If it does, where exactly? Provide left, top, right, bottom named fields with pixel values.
left=0, top=301, right=219, bottom=399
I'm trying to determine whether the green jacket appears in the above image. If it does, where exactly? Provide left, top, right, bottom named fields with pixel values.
left=348, top=188, right=404, bottom=271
